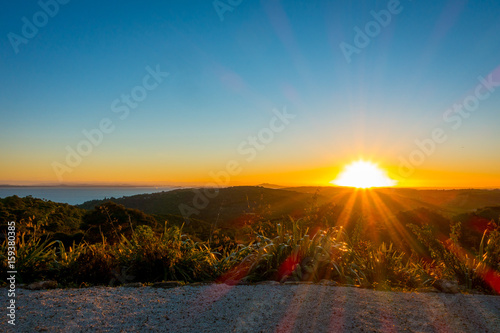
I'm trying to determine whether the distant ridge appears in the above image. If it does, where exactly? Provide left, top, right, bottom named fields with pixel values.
left=0, top=184, right=181, bottom=188
left=257, top=183, right=287, bottom=189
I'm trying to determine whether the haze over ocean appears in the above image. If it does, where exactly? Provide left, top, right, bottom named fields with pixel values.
left=0, top=186, right=175, bottom=205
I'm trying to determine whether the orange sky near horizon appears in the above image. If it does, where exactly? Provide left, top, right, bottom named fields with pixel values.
left=3, top=159, right=500, bottom=189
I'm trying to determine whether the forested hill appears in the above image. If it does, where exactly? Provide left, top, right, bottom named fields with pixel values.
left=77, top=186, right=500, bottom=227
left=78, top=186, right=317, bottom=225
left=1, top=186, right=500, bottom=255
left=285, top=187, right=500, bottom=214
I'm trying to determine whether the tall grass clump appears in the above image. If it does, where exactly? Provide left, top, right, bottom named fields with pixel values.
left=7, top=222, right=219, bottom=286
left=0, top=223, right=58, bottom=283
left=217, top=218, right=348, bottom=283
left=114, top=224, right=217, bottom=283
left=219, top=217, right=429, bottom=290
left=409, top=221, right=500, bottom=293
left=358, top=242, right=431, bottom=290
left=73, top=242, right=117, bottom=285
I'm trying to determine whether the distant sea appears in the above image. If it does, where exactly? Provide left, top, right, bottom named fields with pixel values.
left=0, top=187, right=177, bottom=205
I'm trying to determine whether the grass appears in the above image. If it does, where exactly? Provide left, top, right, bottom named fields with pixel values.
left=1, top=215, right=499, bottom=294
left=0, top=222, right=58, bottom=283
left=409, top=221, right=500, bottom=293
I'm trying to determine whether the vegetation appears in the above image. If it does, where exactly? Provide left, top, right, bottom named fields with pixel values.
left=0, top=188, right=499, bottom=294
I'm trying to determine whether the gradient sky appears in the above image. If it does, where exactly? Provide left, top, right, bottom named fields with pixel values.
left=1, top=0, right=500, bottom=187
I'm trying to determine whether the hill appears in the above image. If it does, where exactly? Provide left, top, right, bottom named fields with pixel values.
left=286, top=187, right=500, bottom=215
left=78, top=186, right=316, bottom=226
left=78, top=186, right=500, bottom=227
left=76, top=186, right=500, bottom=249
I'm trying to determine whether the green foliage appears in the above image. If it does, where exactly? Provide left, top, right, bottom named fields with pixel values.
left=409, top=221, right=500, bottom=293
left=0, top=195, right=84, bottom=234
left=81, top=202, right=158, bottom=244
left=219, top=218, right=427, bottom=290
left=114, top=224, right=216, bottom=283
left=48, top=240, right=87, bottom=284
left=452, top=206, right=500, bottom=250
left=78, top=187, right=320, bottom=229
left=2, top=189, right=499, bottom=294
left=45, top=223, right=217, bottom=285
left=360, top=242, right=430, bottom=289
left=481, top=222, right=500, bottom=271
left=0, top=223, right=58, bottom=282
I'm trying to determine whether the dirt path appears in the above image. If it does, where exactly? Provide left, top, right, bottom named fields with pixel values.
left=2, top=284, right=500, bottom=332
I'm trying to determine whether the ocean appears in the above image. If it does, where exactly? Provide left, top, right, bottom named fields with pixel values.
left=0, top=187, right=177, bottom=205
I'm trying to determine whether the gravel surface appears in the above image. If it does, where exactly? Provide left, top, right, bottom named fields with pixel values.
left=2, top=284, right=500, bottom=332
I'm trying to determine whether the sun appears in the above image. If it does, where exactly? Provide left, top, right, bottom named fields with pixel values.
left=331, top=160, right=397, bottom=188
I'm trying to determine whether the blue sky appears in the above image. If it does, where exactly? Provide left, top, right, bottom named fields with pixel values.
left=1, top=0, right=500, bottom=186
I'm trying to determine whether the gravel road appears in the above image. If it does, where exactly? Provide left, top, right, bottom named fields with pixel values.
left=2, top=284, right=500, bottom=332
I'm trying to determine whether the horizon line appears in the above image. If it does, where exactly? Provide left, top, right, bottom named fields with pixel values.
left=1, top=183, right=500, bottom=191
